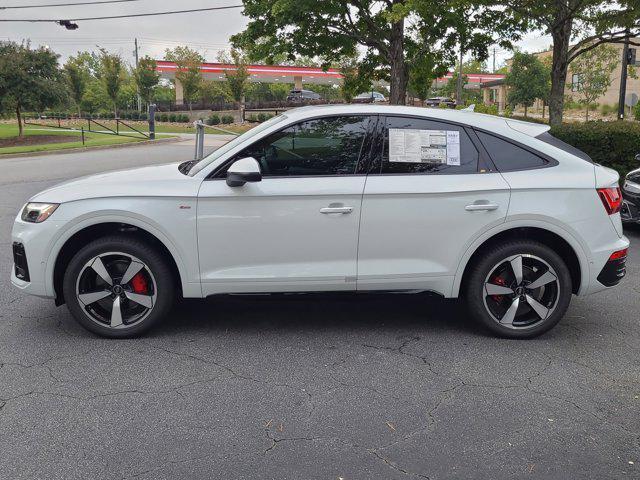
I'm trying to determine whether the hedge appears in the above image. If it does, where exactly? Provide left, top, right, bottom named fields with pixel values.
left=549, top=121, right=640, bottom=177
left=206, top=114, right=220, bottom=125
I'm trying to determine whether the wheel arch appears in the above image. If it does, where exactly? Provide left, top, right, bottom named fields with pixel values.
left=50, top=220, right=188, bottom=305
left=453, top=223, right=589, bottom=298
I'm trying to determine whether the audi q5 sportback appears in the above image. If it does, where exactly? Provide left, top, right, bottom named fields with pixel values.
left=11, top=105, right=629, bottom=338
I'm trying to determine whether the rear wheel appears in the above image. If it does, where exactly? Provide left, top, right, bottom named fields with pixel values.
left=464, top=240, right=572, bottom=339
left=62, top=236, right=176, bottom=338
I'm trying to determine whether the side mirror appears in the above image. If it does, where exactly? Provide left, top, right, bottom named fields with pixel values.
left=226, top=157, right=262, bottom=187
left=635, top=153, right=640, bottom=162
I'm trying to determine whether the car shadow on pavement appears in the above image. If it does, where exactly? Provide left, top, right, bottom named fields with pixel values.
left=152, top=292, right=483, bottom=338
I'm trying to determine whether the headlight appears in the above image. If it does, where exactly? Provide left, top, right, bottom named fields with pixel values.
left=624, top=180, right=640, bottom=194
left=21, top=203, right=59, bottom=223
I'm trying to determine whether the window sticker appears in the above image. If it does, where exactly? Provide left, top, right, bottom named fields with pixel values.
left=389, top=128, right=461, bottom=165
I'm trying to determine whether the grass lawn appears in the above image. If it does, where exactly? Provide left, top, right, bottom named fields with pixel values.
left=0, top=123, right=166, bottom=155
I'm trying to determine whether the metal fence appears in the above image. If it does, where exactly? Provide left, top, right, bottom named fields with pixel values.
left=23, top=114, right=150, bottom=144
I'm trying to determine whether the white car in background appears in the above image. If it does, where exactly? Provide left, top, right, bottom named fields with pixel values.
left=11, top=105, right=628, bottom=338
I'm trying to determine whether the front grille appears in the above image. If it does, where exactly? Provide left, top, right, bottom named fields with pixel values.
left=12, top=242, right=30, bottom=282
left=597, top=257, right=626, bottom=287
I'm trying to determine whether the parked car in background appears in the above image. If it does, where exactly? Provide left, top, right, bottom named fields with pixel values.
left=425, top=96, right=456, bottom=108
left=354, top=91, right=387, bottom=103
left=12, top=105, right=628, bottom=339
left=286, top=89, right=321, bottom=101
left=621, top=162, right=640, bottom=224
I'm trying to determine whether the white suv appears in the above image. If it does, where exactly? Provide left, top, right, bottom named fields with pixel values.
left=11, top=105, right=629, bottom=338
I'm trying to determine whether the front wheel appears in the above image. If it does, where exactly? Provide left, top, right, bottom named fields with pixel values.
left=62, top=235, right=176, bottom=338
left=464, top=240, right=573, bottom=339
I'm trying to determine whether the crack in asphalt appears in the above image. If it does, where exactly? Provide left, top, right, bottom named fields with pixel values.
left=370, top=450, right=431, bottom=479
left=143, top=343, right=312, bottom=400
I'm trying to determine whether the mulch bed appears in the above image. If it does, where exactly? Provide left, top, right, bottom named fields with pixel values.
left=0, top=135, right=79, bottom=148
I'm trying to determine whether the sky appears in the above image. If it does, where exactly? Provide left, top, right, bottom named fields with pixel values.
left=0, top=0, right=551, bottom=71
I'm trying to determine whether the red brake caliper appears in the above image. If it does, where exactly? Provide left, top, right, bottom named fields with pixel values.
left=490, top=275, right=507, bottom=303
left=130, top=272, right=148, bottom=294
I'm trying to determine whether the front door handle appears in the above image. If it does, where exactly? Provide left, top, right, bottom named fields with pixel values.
left=465, top=202, right=499, bottom=212
left=320, top=206, right=353, bottom=214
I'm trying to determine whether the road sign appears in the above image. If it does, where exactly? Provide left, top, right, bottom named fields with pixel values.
left=625, top=92, right=638, bottom=107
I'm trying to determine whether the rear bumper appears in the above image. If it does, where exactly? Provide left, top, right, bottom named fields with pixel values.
left=596, top=255, right=627, bottom=287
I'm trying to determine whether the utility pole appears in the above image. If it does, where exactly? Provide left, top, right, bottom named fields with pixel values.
left=134, top=38, right=141, bottom=113
left=456, top=44, right=464, bottom=104
left=617, top=30, right=630, bottom=120
left=492, top=47, right=496, bottom=73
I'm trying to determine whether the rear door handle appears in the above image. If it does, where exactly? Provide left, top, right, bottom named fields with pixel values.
left=465, top=202, right=499, bottom=212
left=320, top=206, right=353, bottom=214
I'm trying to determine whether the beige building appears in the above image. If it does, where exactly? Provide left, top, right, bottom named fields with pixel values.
left=480, top=39, right=640, bottom=112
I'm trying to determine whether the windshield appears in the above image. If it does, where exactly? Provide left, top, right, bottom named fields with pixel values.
left=187, top=114, right=287, bottom=176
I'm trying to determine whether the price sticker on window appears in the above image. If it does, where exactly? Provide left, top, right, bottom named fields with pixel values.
left=389, top=128, right=461, bottom=166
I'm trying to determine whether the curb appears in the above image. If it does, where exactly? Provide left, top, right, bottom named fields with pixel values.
left=0, top=136, right=182, bottom=160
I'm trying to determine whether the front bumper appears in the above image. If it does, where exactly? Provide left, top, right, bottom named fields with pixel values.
left=10, top=215, right=63, bottom=299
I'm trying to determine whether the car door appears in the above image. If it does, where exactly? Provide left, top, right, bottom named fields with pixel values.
left=357, top=115, right=511, bottom=296
left=197, top=115, right=374, bottom=296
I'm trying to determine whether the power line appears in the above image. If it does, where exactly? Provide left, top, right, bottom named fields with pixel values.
left=0, top=0, right=141, bottom=9
left=0, top=4, right=243, bottom=21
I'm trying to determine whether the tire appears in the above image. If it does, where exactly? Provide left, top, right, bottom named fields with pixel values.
left=62, top=235, right=176, bottom=338
left=464, top=240, right=572, bottom=339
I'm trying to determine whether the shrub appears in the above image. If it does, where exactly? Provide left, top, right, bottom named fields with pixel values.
left=139, top=112, right=148, bottom=121
left=168, top=113, right=177, bottom=122
left=221, top=114, right=234, bottom=124
left=257, top=112, right=267, bottom=122
left=206, top=114, right=220, bottom=125
left=550, top=121, right=640, bottom=177
left=634, top=102, right=640, bottom=121
left=502, top=105, right=513, bottom=118
left=180, top=114, right=190, bottom=123
left=131, top=111, right=140, bottom=120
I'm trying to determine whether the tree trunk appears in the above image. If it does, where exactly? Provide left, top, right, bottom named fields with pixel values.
left=542, top=101, right=546, bottom=119
left=586, top=105, right=589, bottom=121
left=548, top=20, right=573, bottom=126
left=388, top=17, right=408, bottom=105
left=113, top=102, right=118, bottom=119
left=524, top=105, right=528, bottom=117
left=16, top=105, right=23, bottom=137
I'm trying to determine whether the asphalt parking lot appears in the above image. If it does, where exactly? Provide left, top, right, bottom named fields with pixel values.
left=1, top=141, right=639, bottom=480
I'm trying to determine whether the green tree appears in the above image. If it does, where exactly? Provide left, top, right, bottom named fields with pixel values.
left=199, top=79, right=231, bottom=104
left=339, top=57, right=372, bottom=103
left=63, top=57, right=89, bottom=116
left=134, top=56, right=160, bottom=108
left=164, top=46, right=204, bottom=111
left=499, top=0, right=640, bottom=125
left=220, top=49, right=250, bottom=106
left=99, top=49, right=125, bottom=118
left=0, top=42, right=67, bottom=136
left=570, top=45, right=618, bottom=121
left=80, top=79, right=110, bottom=115
left=232, top=1, right=520, bottom=105
left=409, top=55, right=447, bottom=103
left=505, top=52, right=548, bottom=117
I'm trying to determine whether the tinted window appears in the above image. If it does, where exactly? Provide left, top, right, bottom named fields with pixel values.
left=377, top=116, right=479, bottom=174
left=230, top=116, right=369, bottom=177
left=477, top=131, right=548, bottom=171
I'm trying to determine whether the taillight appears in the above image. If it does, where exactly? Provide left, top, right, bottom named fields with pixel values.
left=597, top=187, right=622, bottom=215
left=609, top=248, right=628, bottom=261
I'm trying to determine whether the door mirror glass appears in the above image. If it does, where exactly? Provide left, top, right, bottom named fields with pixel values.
left=226, top=157, right=262, bottom=187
